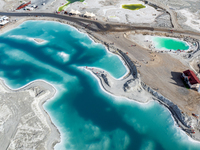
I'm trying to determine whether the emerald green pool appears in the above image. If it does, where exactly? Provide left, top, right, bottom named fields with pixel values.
left=122, top=4, right=146, bottom=10
left=152, top=37, right=189, bottom=51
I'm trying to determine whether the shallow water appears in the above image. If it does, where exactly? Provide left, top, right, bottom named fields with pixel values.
left=152, top=37, right=189, bottom=51
left=0, top=21, right=200, bottom=150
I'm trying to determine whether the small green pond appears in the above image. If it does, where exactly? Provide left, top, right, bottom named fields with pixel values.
left=122, top=4, right=146, bottom=10
left=152, top=37, right=189, bottom=51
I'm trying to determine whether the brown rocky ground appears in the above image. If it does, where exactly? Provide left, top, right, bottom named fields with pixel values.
left=91, top=31, right=200, bottom=117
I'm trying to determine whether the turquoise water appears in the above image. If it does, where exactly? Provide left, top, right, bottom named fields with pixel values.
left=0, top=21, right=200, bottom=150
left=152, top=37, right=189, bottom=51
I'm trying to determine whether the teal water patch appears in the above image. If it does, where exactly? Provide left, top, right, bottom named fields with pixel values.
left=152, top=37, right=189, bottom=51
left=0, top=21, right=200, bottom=150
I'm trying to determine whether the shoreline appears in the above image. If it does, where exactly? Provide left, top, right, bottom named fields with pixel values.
left=86, top=62, right=200, bottom=143
left=83, top=44, right=200, bottom=142
left=1, top=16, right=200, bottom=146
left=75, top=24, right=200, bottom=142
left=149, top=36, right=191, bottom=51
left=82, top=67, right=145, bottom=104
left=85, top=63, right=200, bottom=142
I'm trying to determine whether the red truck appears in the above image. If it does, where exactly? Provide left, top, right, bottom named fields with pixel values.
left=16, top=1, right=31, bottom=10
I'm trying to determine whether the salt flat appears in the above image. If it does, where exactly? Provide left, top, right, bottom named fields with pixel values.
left=0, top=79, right=60, bottom=150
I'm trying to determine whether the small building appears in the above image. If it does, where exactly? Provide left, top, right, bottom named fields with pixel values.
left=83, top=11, right=91, bottom=18
left=181, top=70, right=200, bottom=90
left=90, top=13, right=96, bottom=18
left=0, top=16, right=9, bottom=26
left=83, top=12, right=96, bottom=18
left=75, top=10, right=81, bottom=15
left=69, top=9, right=76, bottom=15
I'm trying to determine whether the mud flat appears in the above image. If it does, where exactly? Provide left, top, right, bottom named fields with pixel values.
left=0, top=79, right=60, bottom=150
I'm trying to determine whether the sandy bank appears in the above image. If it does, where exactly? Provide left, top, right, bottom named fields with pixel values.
left=0, top=79, right=60, bottom=150
left=32, top=38, right=47, bottom=44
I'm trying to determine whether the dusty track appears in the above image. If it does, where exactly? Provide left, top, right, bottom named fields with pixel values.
left=147, top=0, right=180, bottom=29
left=0, top=12, right=200, bottom=37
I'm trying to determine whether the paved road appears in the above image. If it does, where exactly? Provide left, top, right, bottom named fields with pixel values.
left=0, top=12, right=200, bottom=37
left=0, top=12, right=153, bottom=32
left=0, top=12, right=106, bottom=31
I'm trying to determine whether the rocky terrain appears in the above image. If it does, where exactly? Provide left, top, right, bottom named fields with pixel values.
left=0, top=79, right=60, bottom=150
left=146, top=0, right=200, bottom=32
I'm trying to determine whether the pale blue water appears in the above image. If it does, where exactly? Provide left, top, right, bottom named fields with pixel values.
left=152, top=37, right=189, bottom=51
left=0, top=21, right=200, bottom=150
